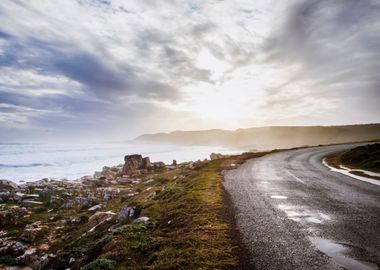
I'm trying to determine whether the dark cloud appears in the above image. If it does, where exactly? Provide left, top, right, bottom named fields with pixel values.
left=0, top=36, right=180, bottom=101
left=54, top=52, right=132, bottom=93
left=0, top=31, right=11, bottom=39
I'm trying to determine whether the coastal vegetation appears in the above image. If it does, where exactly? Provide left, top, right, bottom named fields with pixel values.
left=340, top=143, right=380, bottom=173
left=325, top=143, right=380, bottom=180
left=0, top=151, right=267, bottom=269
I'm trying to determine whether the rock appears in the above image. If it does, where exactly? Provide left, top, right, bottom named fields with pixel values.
left=142, top=157, right=152, bottom=169
left=88, top=211, right=115, bottom=228
left=0, top=241, right=26, bottom=256
left=100, top=165, right=121, bottom=180
left=20, top=222, right=44, bottom=243
left=37, top=188, right=54, bottom=201
left=172, top=160, right=177, bottom=166
left=143, top=179, right=155, bottom=185
left=118, top=206, right=135, bottom=221
left=81, top=176, right=107, bottom=186
left=49, top=195, right=64, bottom=206
left=21, top=200, right=44, bottom=208
left=0, top=192, right=12, bottom=203
left=16, top=247, right=36, bottom=265
left=70, top=217, right=81, bottom=224
left=132, top=216, right=149, bottom=224
left=126, top=192, right=138, bottom=198
left=122, top=154, right=155, bottom=176
left=116, top=177, right=131, bottom=184
left=153, top=162, right=166, bottom=170
left=88, top=205, right=102, bottom=212
left=61, top=200, right=75, bottom=209
left=0, top=179, right=18, bottom=190
left=0, top=207, right=28, bottom=226
left=210, top=153, right=224, bottom=160
left=96, top=187, right=120, bottom=201
left=10, top=241, right=26, bottom=256
left=32, top=253, right=55, bottom=270
left=21, top=194, right=40, bottom=200
left=122, top=154, right=144, bottom=176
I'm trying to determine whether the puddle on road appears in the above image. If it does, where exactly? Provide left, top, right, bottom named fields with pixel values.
left=277, top=204, right=331, bottom=224
left=286, top=210, right=331, bottom=224
left=270, top=195, right=287, bottom=199
left=310, top=237, right=378, bottom=270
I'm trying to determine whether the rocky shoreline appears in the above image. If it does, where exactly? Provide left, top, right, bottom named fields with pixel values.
left=0, top=153, right=226, bottom=270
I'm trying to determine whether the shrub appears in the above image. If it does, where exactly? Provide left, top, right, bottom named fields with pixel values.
left=0, top=255, right=17, bottom=266
left=81, top=258, right=116, bottom=270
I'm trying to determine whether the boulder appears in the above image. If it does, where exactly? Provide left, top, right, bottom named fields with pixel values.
left=122, top=155, right=155, bottom=176
left=0, top=207, right=28, bottom=226
left=142, top=157, right=152, bottom=169
left=153, top=162, right=166, bottom=170
left=16, top=247, right=37, bottom=265
left=88, top=204, right=102, bottom=212
left=19, top=222, right=44, bottom=243
left=21, top=194, right=40, bottom=200
left=49, top=195, right=65, bottom=206
left=81, top=176, right=107, bottom=186
left=32, top=253, right=55, bottom=270
left=210, top=153, right=224, bottom=160
left=61, top=200, right=75, bottom=209
left=143, top=179, right=155, bottom=185
left=116, top=177, right=131, bottom=184
left=0, top=179, right=17, bottom=191
left=122, top=154, right=143, bottom=175
left=88, top=211, right=115, bottom=228
left=20, top=200, right=44, bottom=208
left=118, top=206, right=135, bottom=221
left=133, top=216, right=149, bottom=224
left=0, top=241, right=26, bottom=256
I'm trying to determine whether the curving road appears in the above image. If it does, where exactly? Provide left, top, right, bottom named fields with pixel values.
left=223, top=144, right=380, bottom=270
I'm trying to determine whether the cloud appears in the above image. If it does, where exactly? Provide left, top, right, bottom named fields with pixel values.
left=0, top=0, right=379, bottom=141
left=256, top=0, right=380, bottom=123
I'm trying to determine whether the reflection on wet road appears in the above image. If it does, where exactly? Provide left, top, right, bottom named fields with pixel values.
left=224, top=144, right=380, bottom=270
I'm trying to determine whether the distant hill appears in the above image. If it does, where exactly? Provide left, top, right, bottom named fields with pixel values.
left=134, top=124, right=380, bottom=150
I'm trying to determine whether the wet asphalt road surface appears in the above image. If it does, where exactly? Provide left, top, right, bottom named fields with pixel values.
left=223, top=144, right=380, bottom=270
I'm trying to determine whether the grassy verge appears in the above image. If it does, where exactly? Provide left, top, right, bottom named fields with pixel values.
left=98, top=160, right=237, bottom=269
left=325, top=143, right=380, bottom=173
left=1, top=151, right=270, bottom=270
left=72, top=152, right=269, bottom=269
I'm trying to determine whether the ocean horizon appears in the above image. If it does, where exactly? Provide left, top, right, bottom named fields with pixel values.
left=0, top=142, right=241, bottom=183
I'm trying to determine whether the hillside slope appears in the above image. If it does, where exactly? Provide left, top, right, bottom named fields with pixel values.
left=135, top=124, right=380, bottom=150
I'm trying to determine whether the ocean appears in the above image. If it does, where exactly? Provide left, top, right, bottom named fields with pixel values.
left=0, top=143, right=241, bottom=183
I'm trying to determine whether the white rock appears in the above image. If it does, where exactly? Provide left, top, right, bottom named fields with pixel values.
left=133, top=216, right=149, bottom=224
left=88, top=204, right=102, bottom=212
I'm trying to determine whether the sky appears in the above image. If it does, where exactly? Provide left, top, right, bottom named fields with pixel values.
left=0, top=0, right=379, bottom=142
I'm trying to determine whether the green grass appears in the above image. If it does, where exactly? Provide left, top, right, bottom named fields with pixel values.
left=1, top=151, right=269, bottom=269
left=81, top=258, right=117, bottom=270
left=96, top=160, right=237, bottom=269
left=340, top=143, right=380, bottom=172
